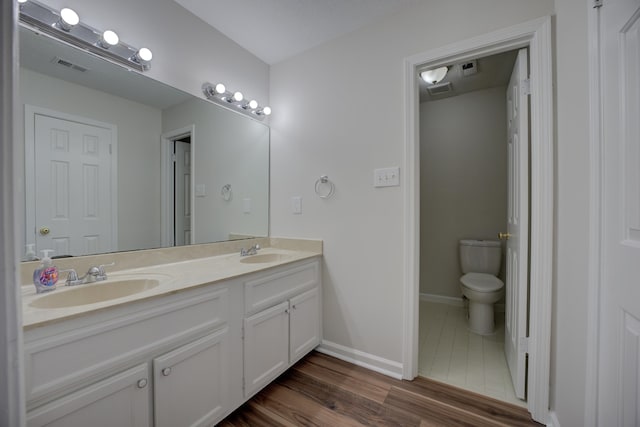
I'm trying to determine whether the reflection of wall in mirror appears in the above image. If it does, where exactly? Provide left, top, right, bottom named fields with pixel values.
left=20, top=68, right=162, bottom=252
left=162, top=99, right=269, bottom=243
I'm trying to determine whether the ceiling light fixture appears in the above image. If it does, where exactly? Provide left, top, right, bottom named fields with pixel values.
left=202, top=82, right=272, bottom=121
left=420, top=66, right=449, bottom=84
left=19, top=0, right=153, bottom=72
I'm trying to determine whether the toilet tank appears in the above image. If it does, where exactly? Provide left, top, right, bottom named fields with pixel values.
left=459, top=239, right=502, bottom=274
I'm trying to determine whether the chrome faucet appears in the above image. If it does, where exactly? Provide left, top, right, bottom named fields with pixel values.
left=240, top=244, right=260, bottom=256
left=64, top=262, right=115, bottom=286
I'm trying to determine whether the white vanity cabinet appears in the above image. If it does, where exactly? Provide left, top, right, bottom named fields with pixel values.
left=24, top=280, right=241, bottom=427
left=23, top=255, right=322, bottom=426
left=243, top=260, right=321, bottom=397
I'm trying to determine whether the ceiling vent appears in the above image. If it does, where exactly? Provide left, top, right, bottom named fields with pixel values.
left=427, top=82, right=452, bottom=96
left=52, top=56, right=89, bottom=72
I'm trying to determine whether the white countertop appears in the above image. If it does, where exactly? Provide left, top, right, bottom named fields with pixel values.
left=22, top=247, right=321, bottom=330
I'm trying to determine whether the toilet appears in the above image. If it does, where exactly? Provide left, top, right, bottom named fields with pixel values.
left=459, top=239, right=504, bottom=335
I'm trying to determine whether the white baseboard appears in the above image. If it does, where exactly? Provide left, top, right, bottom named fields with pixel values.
left=547, top=411, right=560, bottom=427
left=420, top=293, right=505, bottom=313
left=316, top=340, right=403, bottom=380
left=420, top=293, right=464, bottom=306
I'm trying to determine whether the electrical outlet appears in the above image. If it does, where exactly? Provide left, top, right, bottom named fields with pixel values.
left=291, top=196, right=302, bottom=214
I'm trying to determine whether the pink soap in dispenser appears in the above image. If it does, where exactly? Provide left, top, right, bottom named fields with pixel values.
left=33, top=249, right=59, bottom=293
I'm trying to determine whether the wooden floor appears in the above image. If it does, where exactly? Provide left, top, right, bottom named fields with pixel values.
left=218, top=352, right=541, bottom=427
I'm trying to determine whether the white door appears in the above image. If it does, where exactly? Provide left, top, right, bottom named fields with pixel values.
left=31, top=111, right=115, bottom=256
left=598, top=0, right=640, bottom=424
left=174, top=140, right=191, bottom=246
left=504, top=48, right=529, bottom=400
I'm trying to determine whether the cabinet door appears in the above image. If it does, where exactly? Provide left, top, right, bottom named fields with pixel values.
left=243, top=300, right=289, bottom=397
left=289, top=287, right=321, bottom=363
left=27, top=363, right=150, bottom=427
left=153, top=328, right=230, bottom=427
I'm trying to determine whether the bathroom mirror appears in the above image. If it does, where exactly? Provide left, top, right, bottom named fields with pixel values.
left=19, top=25, right=269, bottom=260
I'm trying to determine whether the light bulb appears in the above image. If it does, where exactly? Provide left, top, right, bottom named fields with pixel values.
left=214, top=83, right=226, bottom=94
left=420, top=66, right=448, bottom=84
left=262, top=106, right=272, bottom=116
left=18, top=0, right=28, bottom=4
left=101, top=30, right=119, bottom=47
left=233, top=91, right=243, bottom=102
left=248, top=100, right=258, bottom=109
left=137, top=48, right=153, bottom=62
left=59, top=8, right=79, bottom=31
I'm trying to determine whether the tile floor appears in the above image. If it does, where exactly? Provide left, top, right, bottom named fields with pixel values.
left=418, top=300, right=526, bottom=407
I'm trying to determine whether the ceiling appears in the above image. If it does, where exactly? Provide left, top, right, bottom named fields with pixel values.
left=173, top=0, right=419, bottom=65
left=418, top=50, right=519, bottom=103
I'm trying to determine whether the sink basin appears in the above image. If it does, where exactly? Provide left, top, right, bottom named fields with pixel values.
left=29, top=277, right=161, bottom=309
left=239, top=253, right=293, bottom=264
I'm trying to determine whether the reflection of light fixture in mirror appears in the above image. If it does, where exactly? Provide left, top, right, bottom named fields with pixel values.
left=202, top=82, right=272, bottom=121
left=58, top=7, right=79, bottom=31
left=99, top=30, right=119, bottom=48
left=19, top=0, right=153, bottom=72
left=420, top=66, right=448, bottom=84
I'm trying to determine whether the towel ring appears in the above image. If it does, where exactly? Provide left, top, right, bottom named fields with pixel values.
left=221, top=184, right=232, bottom=201
left=315, top=175, right=335, bottom=199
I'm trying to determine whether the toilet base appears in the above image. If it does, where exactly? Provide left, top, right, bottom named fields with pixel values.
left=467, top=301, right=495, bottom=335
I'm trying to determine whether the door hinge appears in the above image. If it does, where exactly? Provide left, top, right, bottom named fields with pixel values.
left=519, top=336, right=530, bottom=354
left=593, top=0, right=602, bottom=8
left=171, top=153, right=177, bottom=162
left=522, top=78, right=531, bottom=96
left=109, top=144, right=112, bottom=155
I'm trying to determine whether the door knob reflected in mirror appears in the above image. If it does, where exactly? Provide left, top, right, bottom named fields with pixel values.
left=39, top=226, right=50, bottom=235
left=498, top=232, right=512, bottom=240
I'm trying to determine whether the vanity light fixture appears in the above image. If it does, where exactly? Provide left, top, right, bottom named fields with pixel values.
left=420, top=66, right=449, bottom=84
left=58, top=7, right=79, bottom=31
left=99, top=30, right=119, bottom=48
left=19, top=0, right=153, bottom=72
left=202, top=82, right=272, bottom=121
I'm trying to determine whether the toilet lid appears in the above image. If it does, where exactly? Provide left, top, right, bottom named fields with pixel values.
left=460, top=273, right=504, bottom=292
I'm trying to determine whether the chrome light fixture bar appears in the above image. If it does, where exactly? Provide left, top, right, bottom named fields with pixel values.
left=18, top=0, right=153, bottom=72
left=202, top=82, right=272, bottom=121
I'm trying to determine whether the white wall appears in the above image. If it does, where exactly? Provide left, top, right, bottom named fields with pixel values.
left=162, top=98, right=269, bottom=243
left=38, top=0, right=270, bottom=105
left=420, top=87, right=508, bottom=298
left=270, top=0, right=554, bottom=365
left=20, top=68, right=164, bottom=252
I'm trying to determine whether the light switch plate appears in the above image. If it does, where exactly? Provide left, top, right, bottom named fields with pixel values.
left=195, top=184, right=206, bottom=197
left=243, top=198, right=251, bottom=213
left=291, top=196, right=302, bottom=214
left=374, top=167, right=400, bottom=187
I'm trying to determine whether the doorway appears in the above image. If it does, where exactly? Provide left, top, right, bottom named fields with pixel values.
left=161, top=125, right=195, bottom=247
left=402, top=16, right=553, bottom=424
left=417, top=48, right=527, bottom=406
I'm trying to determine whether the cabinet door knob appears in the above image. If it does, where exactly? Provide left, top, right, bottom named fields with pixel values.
left=137, top=378, right=148, bottom=389
left=292, top=304, right=297, bottom=310
left=284, top=309, right=290, bottom=314
left=162, top=367, right=172, bottom=376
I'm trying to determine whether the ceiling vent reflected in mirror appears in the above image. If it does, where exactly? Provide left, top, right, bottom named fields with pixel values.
left=52, top=56, right=89, bottom=73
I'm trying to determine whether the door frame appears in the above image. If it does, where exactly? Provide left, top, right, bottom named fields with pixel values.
left=402, top=16, right=553, bottom=423
left=160, top=125, right=195, bottom=247
left=24, top=105, right=119, bottom=254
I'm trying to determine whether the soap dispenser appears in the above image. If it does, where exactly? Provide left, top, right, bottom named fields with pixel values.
left=25, top=243, right=38, bottom=261
left=33, top=249, right=59, bottom=294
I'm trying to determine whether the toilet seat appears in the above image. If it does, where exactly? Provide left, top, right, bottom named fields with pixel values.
left=460, top=272, right=504, bottom=292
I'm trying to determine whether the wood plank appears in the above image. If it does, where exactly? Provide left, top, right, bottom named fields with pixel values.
left=291, top=357, right=391, bottom=404
left=280, top=368, right=422, bottom=427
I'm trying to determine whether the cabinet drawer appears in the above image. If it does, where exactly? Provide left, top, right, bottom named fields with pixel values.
left=24, top=285, right=229, bottom=406
left=244, top=260, right=319, bottom=316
